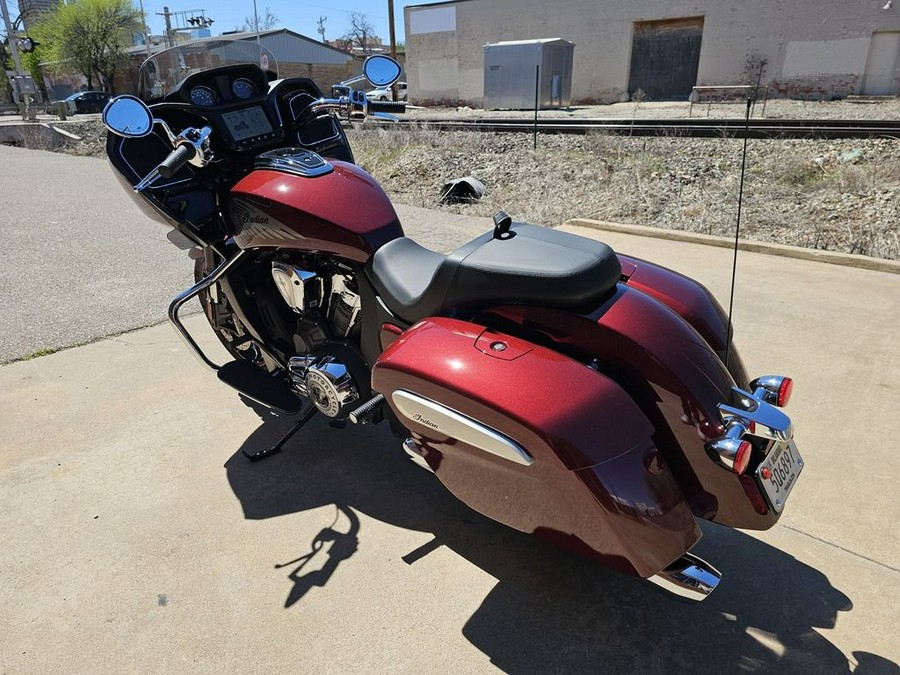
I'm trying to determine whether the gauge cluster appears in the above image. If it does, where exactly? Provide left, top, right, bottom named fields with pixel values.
left=175, top=65, right=268, bottom=108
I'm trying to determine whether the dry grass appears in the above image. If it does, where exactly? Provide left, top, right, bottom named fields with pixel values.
left=350, top=124, right=899, bottom=260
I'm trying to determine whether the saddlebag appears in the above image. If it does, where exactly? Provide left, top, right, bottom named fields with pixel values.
left=371, top=317, right=700, bottom=578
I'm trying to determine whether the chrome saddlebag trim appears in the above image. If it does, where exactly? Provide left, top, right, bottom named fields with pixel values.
left=391, top=390, right=534, bottom=466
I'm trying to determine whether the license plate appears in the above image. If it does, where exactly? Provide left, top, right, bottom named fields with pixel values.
left=757, top=440, right=803, bottom=513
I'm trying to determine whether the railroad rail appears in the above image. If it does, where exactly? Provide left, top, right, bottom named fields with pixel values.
left=384, top=117, right=900, bottom=140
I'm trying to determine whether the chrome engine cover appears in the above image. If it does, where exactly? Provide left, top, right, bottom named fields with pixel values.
left=289, top=355, right=359, bottom=417
left=272, top=264, right=323, bottom=313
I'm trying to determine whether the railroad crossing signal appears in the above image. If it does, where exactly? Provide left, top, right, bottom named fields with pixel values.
left=17, top=36, right=39, bottom=53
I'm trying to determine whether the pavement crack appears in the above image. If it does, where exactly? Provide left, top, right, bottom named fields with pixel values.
left=778, top=523, right=900, bottom=574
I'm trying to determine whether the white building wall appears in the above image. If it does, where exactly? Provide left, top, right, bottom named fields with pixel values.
left=405, top=0, right=900, bottom=104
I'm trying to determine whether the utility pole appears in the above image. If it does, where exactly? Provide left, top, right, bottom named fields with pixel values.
left=317, top=16, right=327, bottom=43
left=388, top=0, right=397, bottom=100
left=138, top=0, right=152, bottom=58
left=160, top=6, right=174, bottom=48
left=1, top=0, right=32, bottom=118
left=156, top=7, right=214, bottom=49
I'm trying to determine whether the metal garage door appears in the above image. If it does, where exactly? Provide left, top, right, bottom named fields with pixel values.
left=628, top=17, right=704, bottom=101
left=863, top=32, right=900, bottom=95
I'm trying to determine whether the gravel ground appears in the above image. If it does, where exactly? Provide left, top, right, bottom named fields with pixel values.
left=10, top=99, right=899, bottom=260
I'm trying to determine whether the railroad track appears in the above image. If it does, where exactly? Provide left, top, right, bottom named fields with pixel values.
left=388, top=117, right=900, bottom=139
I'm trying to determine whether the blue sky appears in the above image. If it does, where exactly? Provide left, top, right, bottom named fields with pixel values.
left=138, top=0, right=448, bottom=44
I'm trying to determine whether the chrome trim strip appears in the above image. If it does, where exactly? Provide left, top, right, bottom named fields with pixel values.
left=168, top=249, right=248, bottom=372
left=648, top=552, right=722, bottom=602
left=391, top=390, right=533, bottom=466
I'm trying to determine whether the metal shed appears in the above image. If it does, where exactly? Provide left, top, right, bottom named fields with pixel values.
left=483, top=38, right=574, bottom=109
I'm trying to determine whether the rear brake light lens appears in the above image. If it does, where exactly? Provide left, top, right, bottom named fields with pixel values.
left=733, top=440, right=752, bottom=474
left=777, top=378, right=793, bottom=407
left=750, top=375, right=793, bottom=407
left=706, top=438, right=753, bottom=474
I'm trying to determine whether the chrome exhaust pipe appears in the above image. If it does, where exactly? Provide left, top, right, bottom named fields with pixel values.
left=648, top=552, right=722, bottom=601
left=403, top=438, right=434, bottom=473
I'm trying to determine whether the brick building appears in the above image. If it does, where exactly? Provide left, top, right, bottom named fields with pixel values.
left=405, top=0, right=900, bottom=105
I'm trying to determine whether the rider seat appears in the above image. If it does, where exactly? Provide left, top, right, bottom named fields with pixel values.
left=369, top=222, right=622, bottom=324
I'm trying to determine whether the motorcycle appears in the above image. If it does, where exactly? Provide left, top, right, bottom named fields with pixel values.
left=101, top=41, right=802, bottom=602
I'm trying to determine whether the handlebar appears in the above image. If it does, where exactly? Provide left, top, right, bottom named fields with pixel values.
left=157, top=143, right=197, bottom=179
left=367, top=100, right=406, bottom=114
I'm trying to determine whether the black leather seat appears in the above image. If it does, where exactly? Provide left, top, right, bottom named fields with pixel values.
left=369, top=222, right=622, bottom=324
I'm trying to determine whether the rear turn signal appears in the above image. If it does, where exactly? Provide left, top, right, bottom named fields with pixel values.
left=705, top=438, right=753, bottom=475
left=777, top=378, right=793, bottom=407
left=750, top=375, right=793, bottom=407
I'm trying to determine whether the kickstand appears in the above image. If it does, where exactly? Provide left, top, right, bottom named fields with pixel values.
left=243, top=404, right=318, bottom=462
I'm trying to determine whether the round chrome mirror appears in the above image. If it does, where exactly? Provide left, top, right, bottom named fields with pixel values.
left=102, top=95, right=154, bottom=138
left=363, top=55, right=401, bottom=87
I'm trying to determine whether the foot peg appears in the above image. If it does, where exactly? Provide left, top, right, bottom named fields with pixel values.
left=647, top=552, right=721, bottom=601
left=348, top=393, right=385, bottom=424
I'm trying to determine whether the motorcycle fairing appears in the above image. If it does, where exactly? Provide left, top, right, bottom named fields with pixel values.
left=372, top=317, right=700, bottom=579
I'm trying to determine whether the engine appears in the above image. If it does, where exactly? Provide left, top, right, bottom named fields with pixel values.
left=271, top=260, right=362, bottom=417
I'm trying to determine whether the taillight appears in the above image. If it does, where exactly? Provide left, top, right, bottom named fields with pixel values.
left=705, top=438, right=753, bottom=474
left=750, top=375, right=793, bottom=408
left=777, top=378, right=793, bottom=407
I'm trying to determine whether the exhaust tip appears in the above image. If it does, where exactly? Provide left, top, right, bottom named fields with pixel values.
left=648, top=552, right=722, bottom=602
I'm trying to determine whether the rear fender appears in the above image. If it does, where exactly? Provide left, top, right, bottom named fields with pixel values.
left=478, top=284, right=779, bottom=531
left=372, top=317, right=699, bottom=578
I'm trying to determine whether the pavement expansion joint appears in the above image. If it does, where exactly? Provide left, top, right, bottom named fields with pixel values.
left=777, top=523, right=900, bottom=574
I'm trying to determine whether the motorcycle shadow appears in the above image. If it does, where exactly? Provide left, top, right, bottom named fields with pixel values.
left=226, top=408, right=890, bottom=675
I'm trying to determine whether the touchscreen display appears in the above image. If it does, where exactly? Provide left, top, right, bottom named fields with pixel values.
left=222, top=106, right=273, bottom=141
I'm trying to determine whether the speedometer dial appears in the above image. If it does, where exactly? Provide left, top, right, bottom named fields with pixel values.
left=232, top=78, right=257, bottom=99
left=189, top=85, right=217, bottom=107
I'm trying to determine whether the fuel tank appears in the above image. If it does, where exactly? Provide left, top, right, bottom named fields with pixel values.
left=372, top=318, right=700, bottom=579
left=227, top=151, right=403, bottom=262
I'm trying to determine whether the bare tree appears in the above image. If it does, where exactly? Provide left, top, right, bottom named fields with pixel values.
left=240, top=7, right=280, bottom=32
left=342, top=12, right=376, bottom=53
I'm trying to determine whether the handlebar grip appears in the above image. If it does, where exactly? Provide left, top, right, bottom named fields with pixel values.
left=368, top=100, right=406, bottom=114
left=157, top=142, right=196, bottom=179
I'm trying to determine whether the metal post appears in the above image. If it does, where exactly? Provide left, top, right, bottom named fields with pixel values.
left=253, top=0, right=260, bottom=47
left=388, top=0, right=397, bottom=101
left=533, top=64, right=540, bottom=150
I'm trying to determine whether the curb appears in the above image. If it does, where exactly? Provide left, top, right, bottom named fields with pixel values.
left=564, top=219, right=900, bottom=275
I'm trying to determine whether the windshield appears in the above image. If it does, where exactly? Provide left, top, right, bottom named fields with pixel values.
left=137, top=38, right=278, bottom=102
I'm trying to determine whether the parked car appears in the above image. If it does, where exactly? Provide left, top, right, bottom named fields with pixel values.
left=365, top=81, right=407, bottom=101
left=56, top=91, right=112, bottom=114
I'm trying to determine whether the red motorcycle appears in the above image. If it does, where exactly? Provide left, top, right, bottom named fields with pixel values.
left=102, top=43, right=802, bottom=602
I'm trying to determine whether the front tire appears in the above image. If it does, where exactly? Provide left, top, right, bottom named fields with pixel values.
left=194, top=252, right=264, bottom=366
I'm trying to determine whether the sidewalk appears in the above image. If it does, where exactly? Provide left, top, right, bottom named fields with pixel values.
left=1, top=215, right=897, bottom=673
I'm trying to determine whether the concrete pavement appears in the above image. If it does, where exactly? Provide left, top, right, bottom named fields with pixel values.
left=1, top=149, right=899, bottom=673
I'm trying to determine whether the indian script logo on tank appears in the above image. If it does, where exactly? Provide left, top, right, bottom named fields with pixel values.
left=230, top=198, right=303, bottom=247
